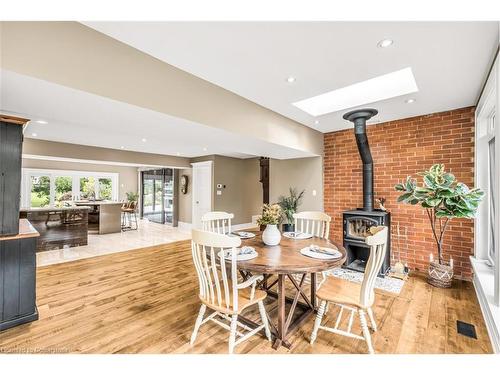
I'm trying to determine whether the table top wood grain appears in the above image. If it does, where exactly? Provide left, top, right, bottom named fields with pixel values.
left=235, top=232, right=346, bottom=274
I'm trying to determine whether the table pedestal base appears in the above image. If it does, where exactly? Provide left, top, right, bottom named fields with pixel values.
left=238, top=272, right=317, bottom=350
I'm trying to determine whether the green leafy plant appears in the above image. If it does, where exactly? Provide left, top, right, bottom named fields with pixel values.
left=257, top=204, right=283, bottom=226
left=395, top=164, right=484, bottom=265
left=126, top=191, right=139, bottom=203
left=277, top=187, right=305, bottom=224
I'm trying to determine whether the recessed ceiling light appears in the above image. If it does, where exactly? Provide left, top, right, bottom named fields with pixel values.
left=405, top=98, right=416, bottom=104
left=120, top=146, right=125, bottom=149
left=286, top=76, right=296, bottom=83
left=293, top=67, right=418, bottom=117
left=314, top=120, right=320, bottom=125
left=203, top=147, right=208, bottom=152
left=141, top=138, right=147, bottom=143
left=31, top=133, right=37, bottom=137
left=35, top=120, right=48, bottom=124
left=377, top=39, right=394, bottom=48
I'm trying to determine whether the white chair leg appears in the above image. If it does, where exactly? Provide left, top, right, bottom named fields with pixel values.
left=367, top=307, right=377, bottom=332
left=258, top=301, right=271, bottom=341
left=359, top=309, right=374, bottom=354
left=228, top=314, right=238, bottom=354
left=310, top=300, right=327, bottom=344
left=190, top=304, right=206, bottom=346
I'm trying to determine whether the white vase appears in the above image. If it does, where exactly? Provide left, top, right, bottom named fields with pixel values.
left=262, top=224, right=281, bottom=246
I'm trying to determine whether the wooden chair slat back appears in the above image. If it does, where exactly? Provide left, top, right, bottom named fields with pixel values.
left=202, top=211, right=234, bottom=234
left=191, top=229, right=241, bottom=312
left=293, top=211, right=331, bottom=239
left=360, top=226, right=388, bottom=307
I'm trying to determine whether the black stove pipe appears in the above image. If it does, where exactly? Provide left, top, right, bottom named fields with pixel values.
left=342, top=108, right=378, bottom=211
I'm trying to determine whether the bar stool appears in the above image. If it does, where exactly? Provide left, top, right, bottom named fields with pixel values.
left=121, top=201, right=138, bottom=231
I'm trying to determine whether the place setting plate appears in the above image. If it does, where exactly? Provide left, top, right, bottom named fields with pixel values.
left=300, top=244, right=342, bottom=260
left=219, top=246, right=258, bottom=261
left=283, top=231, right=313, bottom=240
left=230, top=231, right=256, bottom=239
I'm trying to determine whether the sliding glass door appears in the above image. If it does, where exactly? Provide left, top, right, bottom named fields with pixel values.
left=141, top=169, right=176, bottom=225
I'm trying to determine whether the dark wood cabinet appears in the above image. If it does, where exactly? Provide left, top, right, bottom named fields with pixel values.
left=0, top=115, right=26, bottom=237
left=0, top=220, right=39, bottom=331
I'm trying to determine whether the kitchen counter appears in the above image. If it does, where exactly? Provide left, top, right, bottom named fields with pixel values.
left=74, top=201, right=122, bottom=234
left=20, top=207, right=89, bottom=252
left=20, top=206, right=91, bottom=212
left=0, top=219, right=39, bottom=242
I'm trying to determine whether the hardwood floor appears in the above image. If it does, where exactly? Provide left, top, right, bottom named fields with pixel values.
left=0, top=240, right=492, bottom=354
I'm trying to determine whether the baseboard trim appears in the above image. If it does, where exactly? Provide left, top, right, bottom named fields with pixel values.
left=0, top=307, right=39, bottom=332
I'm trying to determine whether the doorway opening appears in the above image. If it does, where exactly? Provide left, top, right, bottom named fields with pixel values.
left=141, top=168, right=178, bottom=226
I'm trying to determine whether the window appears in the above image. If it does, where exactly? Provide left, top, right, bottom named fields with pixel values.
left=98, top=178, right=113, bottom=200
left=21, top=169, right=119, bottom=208
left=80, top=177, right=96, bottom=200
left=489, top=134, right=496, bottom=265
left=55, top=176, right=73, bottom=206
left=30, top=175, right=51, bottom=207
left=474, top=54, right=499, bottom=310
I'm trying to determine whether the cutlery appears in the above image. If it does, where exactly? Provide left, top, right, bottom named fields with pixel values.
left=309, top=245, right=336, bottom=255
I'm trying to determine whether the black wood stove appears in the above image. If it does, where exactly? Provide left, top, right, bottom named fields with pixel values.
left=341, top=109, right=391, bottom=276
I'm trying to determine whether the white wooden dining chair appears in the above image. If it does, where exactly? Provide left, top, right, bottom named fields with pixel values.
left=201, top=211, right=234, bottom=234
left=310, top=226, right=389, bottom=354
left=293, top=211, right=332, bottom=285
left=190, top=229, right=271, bottom=354
left=293, top=211, right=331, bottom=239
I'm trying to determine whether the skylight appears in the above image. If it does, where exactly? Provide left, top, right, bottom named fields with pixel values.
left=292, top=67, right=419, bottom=116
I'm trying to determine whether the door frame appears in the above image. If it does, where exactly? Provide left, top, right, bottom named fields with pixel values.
left=191, top=161, right=213, bottom=229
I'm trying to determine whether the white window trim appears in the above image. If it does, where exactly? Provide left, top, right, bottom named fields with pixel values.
left=472, top=51, right=500, bottom=353
left=21, top=168, right=119, bottom=208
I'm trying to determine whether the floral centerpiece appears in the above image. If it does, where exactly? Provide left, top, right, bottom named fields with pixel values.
left=395, top=164, right=483, bottom=288
left=257, top=203, right=283, bottom=246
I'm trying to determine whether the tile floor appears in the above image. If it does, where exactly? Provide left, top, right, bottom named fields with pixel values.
left=36, top=219, right=192, bottom=267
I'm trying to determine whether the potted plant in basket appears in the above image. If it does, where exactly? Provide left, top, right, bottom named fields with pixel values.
left=277, top=187, right=305, bottom=232
left=394, top=164, right=483, bottom=288
left=257, top=203, right=283, bottom=246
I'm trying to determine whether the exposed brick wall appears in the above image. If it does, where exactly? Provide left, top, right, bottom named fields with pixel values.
left=324, top=107, right=475, bottom=280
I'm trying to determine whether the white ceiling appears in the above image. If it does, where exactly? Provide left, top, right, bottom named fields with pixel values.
left=0, top=70, right=314, bottom=160
left=84, top=21, right=499, bottom=132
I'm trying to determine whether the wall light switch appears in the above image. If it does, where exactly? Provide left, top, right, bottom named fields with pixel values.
left=312, top=190, right=317, bottom=196
left=217, top=190, right=222, bottom=196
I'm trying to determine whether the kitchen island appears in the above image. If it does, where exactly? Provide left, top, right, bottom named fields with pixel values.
left=20, top=206, right=90, bottom=252
left=74, top=201, right=122, bottom=234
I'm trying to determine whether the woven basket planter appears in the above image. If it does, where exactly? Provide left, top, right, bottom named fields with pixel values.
left=428, top=260, right=453, bottom=288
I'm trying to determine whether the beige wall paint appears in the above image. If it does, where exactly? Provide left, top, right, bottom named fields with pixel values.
left=213, top=156, right=261, bottom=225
left=269, top=157, right=324, bottom=216
left=1, top=22, right=323, bottom=156
left=169, top=155, right=325, bottom=226
left=22, top=158, right=138, bottom=201
left=178, top=168, right=192, bottom=223
left=23, top=139, right=190, bottom=168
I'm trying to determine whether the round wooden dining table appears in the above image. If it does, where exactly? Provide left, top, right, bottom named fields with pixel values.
left=235, top=231, right=346, bottom=350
